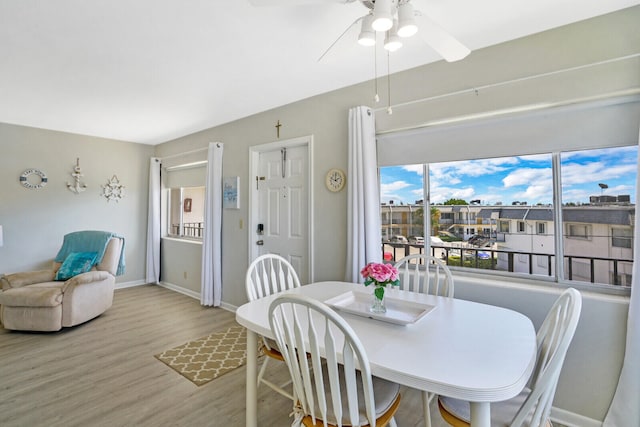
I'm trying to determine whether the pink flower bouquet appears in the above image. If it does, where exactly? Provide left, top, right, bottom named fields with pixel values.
left=361, top=262, right=400, bottom=301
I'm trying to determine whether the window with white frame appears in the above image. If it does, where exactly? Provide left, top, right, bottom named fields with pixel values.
left=612, top=227, right=633, bottom=249
left=162, top=159, right=207, bottom=241
left=377, top=96, right=638, bottom=292
left=168, top=187, right=205, bottom=239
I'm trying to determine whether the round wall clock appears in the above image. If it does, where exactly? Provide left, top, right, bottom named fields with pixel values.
left=325, top=168, right=346, bottom=192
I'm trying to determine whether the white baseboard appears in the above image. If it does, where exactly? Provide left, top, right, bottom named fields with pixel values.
left=220, top=301, right=237, bottom=313
left=551, top=406, right=602, bottom=427
left=157, top=281, right=238, bottom=314
left=158, top=281, right=200, bottom=300
left=115, top=279, right=146, bottom=289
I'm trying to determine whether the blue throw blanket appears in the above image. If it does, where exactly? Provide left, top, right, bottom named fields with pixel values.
left=55, top=230, right=126, bottom=276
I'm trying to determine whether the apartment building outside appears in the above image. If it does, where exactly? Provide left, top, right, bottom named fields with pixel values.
left=380, top=196, right=634, bottom=287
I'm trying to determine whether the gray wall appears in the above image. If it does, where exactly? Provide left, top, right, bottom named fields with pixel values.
left=161, top=238, right=202, bottom=295
left=0, top=123, right=154, bottom=284
left=155, top=7, right=639, bottom=424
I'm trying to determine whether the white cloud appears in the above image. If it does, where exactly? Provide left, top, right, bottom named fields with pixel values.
left=513, top=184, right=552, bottom=203
left=380, top=146, right=636, bottom=205
left=432, top=157, right=519, bottom=179
left=381, top=180, right=412, bottom=192
left=381, top=180, right=413, bottom=202
left=431, top=186, right=475, bottom=204
left=402, top=165, right=423, bottom=176
left=562, top=161, right=636, bottom=185
left=503, top=167, right=552, bottom=188
left=518, top=153, right=552, bottom=162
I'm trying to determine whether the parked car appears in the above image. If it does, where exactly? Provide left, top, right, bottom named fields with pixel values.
left=430, top=236, right=445, bottom=246
left=409, top=236, right=425, bottom=245
left=389, top=235, right=408, bottom=244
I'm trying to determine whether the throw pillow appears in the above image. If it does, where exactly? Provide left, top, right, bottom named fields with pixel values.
left=55, top=251, right=98, bottom=281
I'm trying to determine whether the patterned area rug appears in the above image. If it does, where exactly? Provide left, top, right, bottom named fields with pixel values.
left=155, top=325, right=248, bottom=386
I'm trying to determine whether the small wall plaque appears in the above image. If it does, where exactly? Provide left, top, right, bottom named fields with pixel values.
left=20, top=169, right=48, bottom=189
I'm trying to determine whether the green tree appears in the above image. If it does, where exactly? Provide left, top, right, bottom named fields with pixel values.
left=431, top=207, right=441, bottom=236
left=443, top=198, right=468, bottom=205
left=412, top=207, right=441, bottom=236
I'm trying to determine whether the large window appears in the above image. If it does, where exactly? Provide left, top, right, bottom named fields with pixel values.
left=380, top=146, right=638, bottom=292
left=376, top=96, right=639, bottom=291
left=376, top=96, right=639, bottom=292
left=379, top=144, right=636, bottom=291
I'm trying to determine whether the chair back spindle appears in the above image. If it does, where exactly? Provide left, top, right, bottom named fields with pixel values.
left=510, top=287, right=582, bottom=427
left=270, top=295, right=380, bottom=427
left=246, top=254, right=301, bottom=302
left=394, top=254, right=454, bottom=298
left=245, top=254, right=301, bottom=401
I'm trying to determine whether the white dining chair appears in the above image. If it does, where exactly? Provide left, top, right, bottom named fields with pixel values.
left=394, top=254, right=454, bottom=298
left=394, top=253, right=454, bottom=427
left=438, top=287, right=582, bottom=427
left=245, top=253, right=301, bottom=400
left=269, top=294, right=401, bottom=427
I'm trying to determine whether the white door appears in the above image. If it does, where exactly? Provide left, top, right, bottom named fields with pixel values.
left=254, top=143, right=309, bottom=283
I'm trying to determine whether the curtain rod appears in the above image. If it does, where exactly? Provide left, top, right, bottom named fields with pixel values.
left=157, top=146, right=208, bottom=161
left=373, top=53, right=640, bottom=114
left=376, top=89, right=640, bottom=136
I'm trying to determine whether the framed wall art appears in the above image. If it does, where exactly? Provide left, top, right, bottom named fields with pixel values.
left=223, top=176, right=239, bottom=209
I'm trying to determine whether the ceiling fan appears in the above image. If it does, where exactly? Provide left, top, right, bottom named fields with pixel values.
left=248, top=0, right=470, bottom=63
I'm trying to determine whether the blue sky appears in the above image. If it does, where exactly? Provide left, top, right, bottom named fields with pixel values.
left=380, top=146, right=638, bottom=205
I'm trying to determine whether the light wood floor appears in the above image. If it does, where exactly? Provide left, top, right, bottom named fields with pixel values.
left=0, top=285, right=460, bottom=427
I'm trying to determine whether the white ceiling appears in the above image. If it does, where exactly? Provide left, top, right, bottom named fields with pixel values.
left=0, top=0, right=637, bottom=145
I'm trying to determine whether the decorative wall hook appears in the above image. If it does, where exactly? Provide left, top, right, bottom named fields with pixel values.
left=66, top=158, right=87, bottom=194
left=102, top=175, right=124, bottom=202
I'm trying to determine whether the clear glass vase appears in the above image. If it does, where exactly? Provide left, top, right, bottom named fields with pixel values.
left=370, top=286, right=387, bottom=314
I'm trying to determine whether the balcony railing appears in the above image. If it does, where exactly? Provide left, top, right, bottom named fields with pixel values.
left=171, top=222, right=204, bottom=238
left=382, top=243, right=633, bottom=287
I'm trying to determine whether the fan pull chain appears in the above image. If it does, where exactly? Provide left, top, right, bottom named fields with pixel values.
left=387, top=51, right=393, bottom=115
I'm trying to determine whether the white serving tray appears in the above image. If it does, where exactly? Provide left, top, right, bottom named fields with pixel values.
left=325, top=291, right=436, bottom=325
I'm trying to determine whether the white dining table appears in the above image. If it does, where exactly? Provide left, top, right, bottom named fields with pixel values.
left=235, top=281, right=537, bottom=427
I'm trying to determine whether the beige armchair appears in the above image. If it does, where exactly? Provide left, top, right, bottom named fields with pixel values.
left=0, top=236, right=123, bottom=332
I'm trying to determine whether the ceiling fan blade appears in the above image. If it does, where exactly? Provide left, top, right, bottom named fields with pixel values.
left=414, top=11, right=470, bottom=62
left=317, top=16, right=363, bottom=62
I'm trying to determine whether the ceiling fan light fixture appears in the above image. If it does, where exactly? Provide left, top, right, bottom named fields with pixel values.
left=371, top=0, right=393, bottom=32
left=384, top=20, right=402, bottom=52
left=397, top=3, right=418, bottom=37
left=358, top=14, right=376, bottom=46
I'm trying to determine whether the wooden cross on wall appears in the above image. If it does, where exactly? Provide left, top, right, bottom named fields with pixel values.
left=275, top=120, right=282, bottom=139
